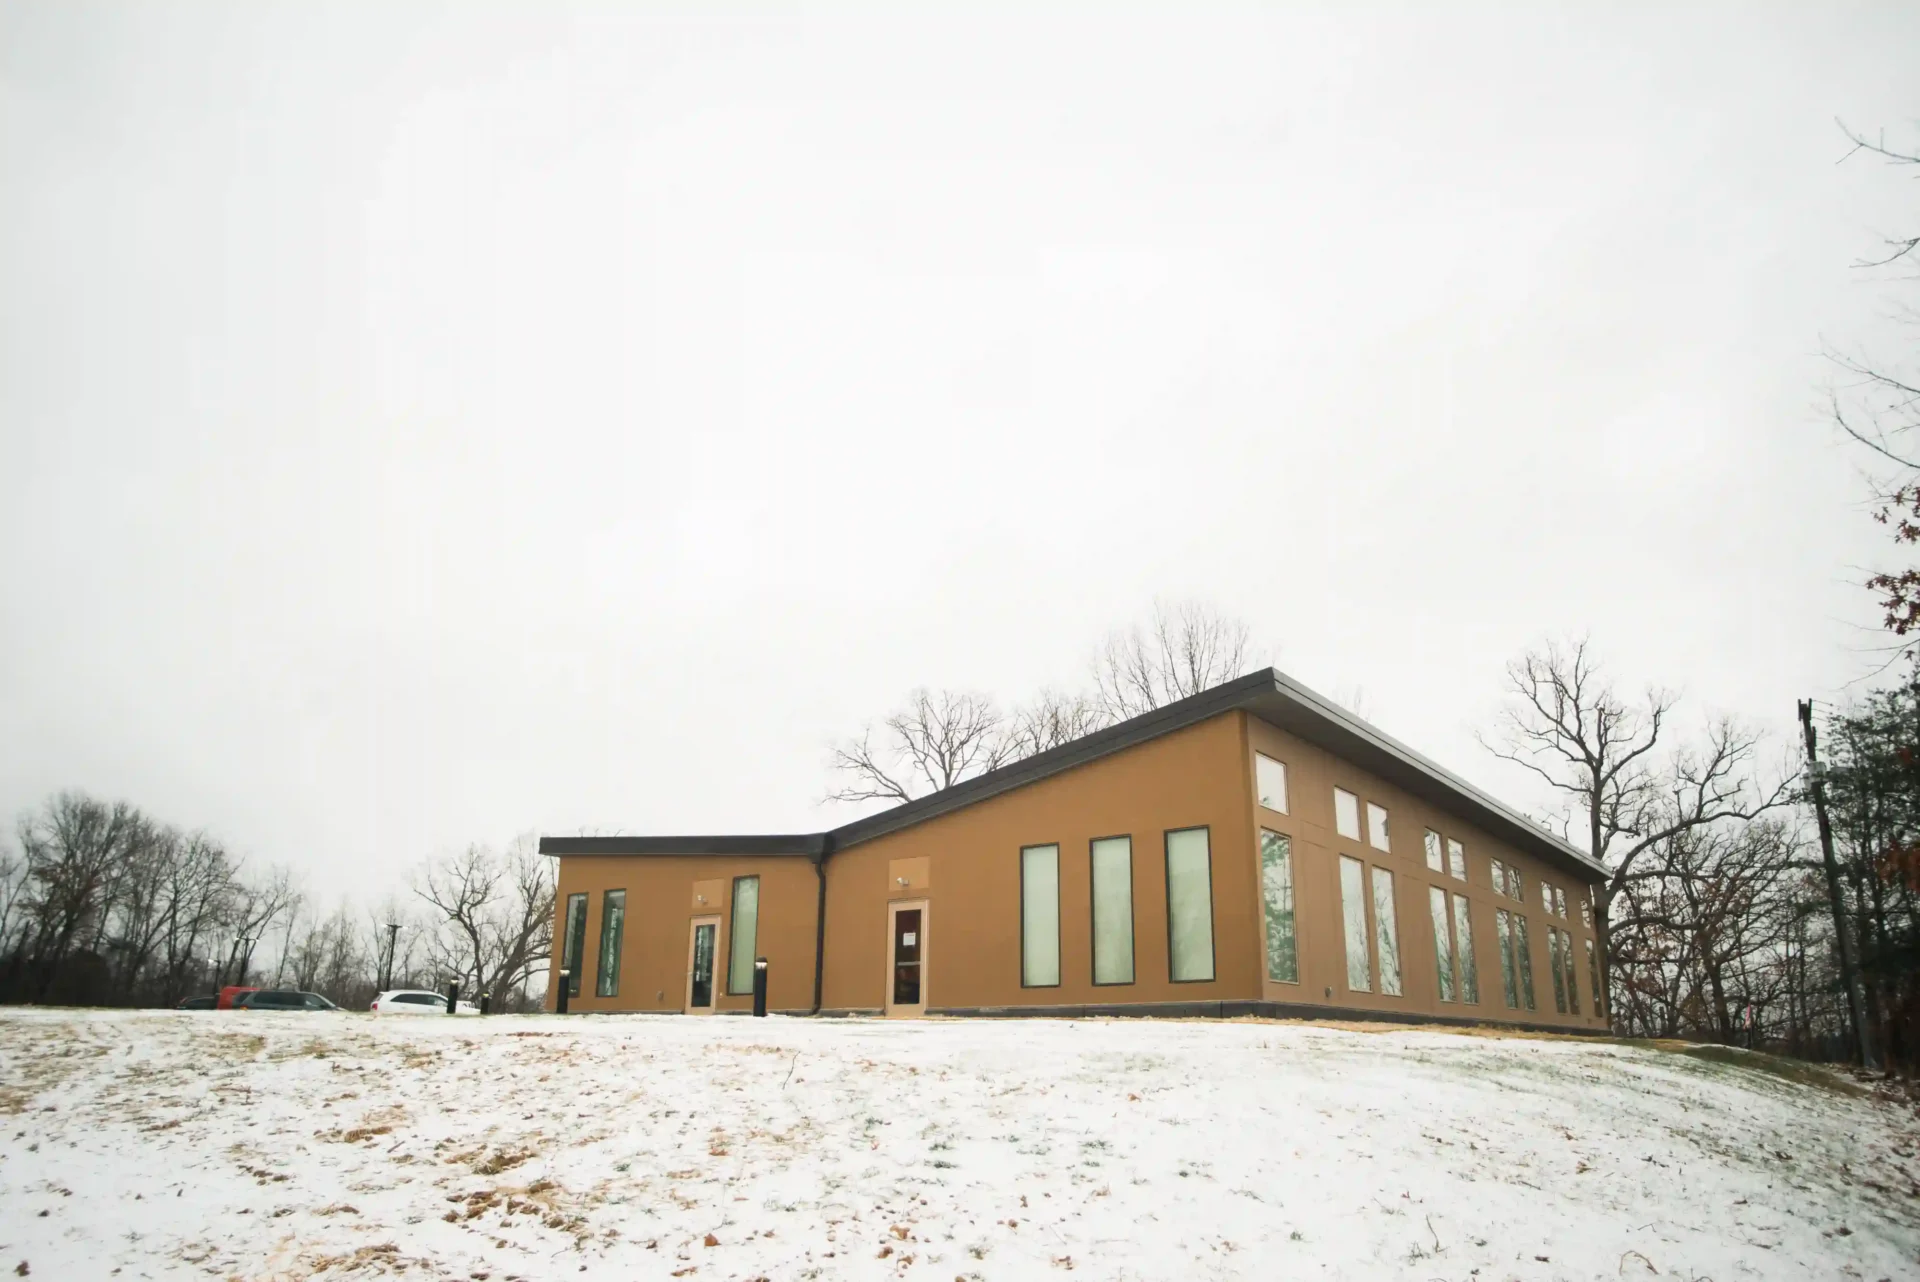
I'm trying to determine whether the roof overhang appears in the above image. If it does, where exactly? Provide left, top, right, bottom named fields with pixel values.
left=538, top=834, right=827, bottom=858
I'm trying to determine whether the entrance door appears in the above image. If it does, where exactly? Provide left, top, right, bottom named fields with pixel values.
left=885, top=900, right=929, bottom=1017
left=686, top=916, right=721, bottom=1014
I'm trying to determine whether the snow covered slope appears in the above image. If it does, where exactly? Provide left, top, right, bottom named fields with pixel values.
left=0, top=1009, right=1913, bottom=1280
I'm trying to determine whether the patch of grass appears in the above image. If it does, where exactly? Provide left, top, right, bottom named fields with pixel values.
left=1671, top=1044, right=1868, bottom=1098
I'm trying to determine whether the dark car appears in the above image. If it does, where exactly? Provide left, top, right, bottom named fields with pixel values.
left=217, top=985, right=259, bottom=1010
left=234, top=989, right=338, bottom=1012
left=175, top=995, right=217, bottom=1010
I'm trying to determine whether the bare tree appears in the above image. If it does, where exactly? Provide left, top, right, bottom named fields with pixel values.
left=1005, top=687, right=1108, bottom=759
left=411, top=834, right=555, bottom=1006
left=827, top=688, right=1014, bottom=805
left=1093, top=600, right=1256, bottom=721
left=1481, top=637, right=1796, bottom=1019
left=15, top=792, right=143, bottom=1000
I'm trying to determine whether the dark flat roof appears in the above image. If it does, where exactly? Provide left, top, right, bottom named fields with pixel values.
left=538, top=668, right=1607, bottom=883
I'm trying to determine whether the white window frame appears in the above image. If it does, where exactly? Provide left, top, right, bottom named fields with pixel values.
left=1366, top=802, right=1391, bottom=853
left=1255, top=753, right=1289, bottom=814
left=1334, top=788, right=1361, bottom=841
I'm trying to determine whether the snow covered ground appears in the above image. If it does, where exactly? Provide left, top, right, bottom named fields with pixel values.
left=0, top=1010, right=1914, bottom=1281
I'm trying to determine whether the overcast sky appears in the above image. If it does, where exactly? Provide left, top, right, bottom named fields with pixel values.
left=2, top=3, right=1916, bottom=898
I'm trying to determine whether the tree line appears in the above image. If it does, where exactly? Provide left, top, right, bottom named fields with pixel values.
left=0, top=792, right=553, bottom=1012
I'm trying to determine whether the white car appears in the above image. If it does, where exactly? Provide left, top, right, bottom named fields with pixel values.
left=370, top=988, right=480, bottom=1015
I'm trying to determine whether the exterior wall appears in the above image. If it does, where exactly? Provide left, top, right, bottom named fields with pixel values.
left=820, top=712, right=1258, bottom=1013
left=545, top=855, right=820, bottom=1014
left=1245, top=714, right=1608, bottom=1031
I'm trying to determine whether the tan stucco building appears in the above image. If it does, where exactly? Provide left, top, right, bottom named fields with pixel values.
left=541, top=669, right=1611, bottom=1031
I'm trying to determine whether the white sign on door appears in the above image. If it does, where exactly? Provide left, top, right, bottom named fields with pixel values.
left=901, top=932, right=917, bottom=946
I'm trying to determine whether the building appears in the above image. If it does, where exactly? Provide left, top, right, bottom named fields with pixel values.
left=540, top=669, right=1610, bottom=1031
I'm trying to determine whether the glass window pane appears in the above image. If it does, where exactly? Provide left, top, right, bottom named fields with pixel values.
left=1496, top=910, right=1519, bottom=1008
left=1021, top=845, right=1061, bottom=987
left=1564, top=929, right=1580, bottom=1014
left=1490, top=860, right=1506, bottom=898
left=726, top=877, right=760, bottom=995
left=1580, top=889, right=1593, bottom=928
left=1424, top=829, right=1443, bottom=872
left=1367, top=803, right=1391, bottom=853
left=1514, top=914, right=1536, bottom=1011
left=1447, top=838, right=1466, bottom=882
left=1541, top=880, right=1554, bottom=913
left=1339, top=856, right=1370, bottom=992
left=1553, top=887, right=1567, bottom=919
left=1587, top=938, right=1602, bottom=1019
left=562, top=893, right=588, bottom=997
left=1508, top=867, right=1523, bottom=903
left=1429, top=886, right=1456, bottom=1002
left=596, top=889, right=626, bottom=998
left=1334, top=789, right=1361, bottom=841
left=1091, top=837, right=1134, bottom=985
left=1166, top=829, right=1215, bottom=982
left=1452, top=894, right=1478, bottom=1004
left=1255, top=754, right=1288, bottom=813
left=1548, top=926, right=1568, bottom=1013
left=1371, top=867, right=1402, bottom=995
left=1260, top=830, right=1297, bottom=983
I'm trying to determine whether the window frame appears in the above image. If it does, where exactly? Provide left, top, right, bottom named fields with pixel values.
left=1446, top=837, right=1467, bottom=882
left=1366, top=802, right=1391, bottom=853
left=1088, top=833, right=1136, bottom=987
left=1334, top=787, right=1361, bottom=841
left=1338, top=854, right=1372, bottom=993
left=561, top=892, right=588, bottom=998
left=1370, top=865, right=1403, bottom=996
left=595, top=888, right=626, bottom=998
left=1020, top=843, right=1063, bottom=989
left=1259, top=828, right=1299, bottom=985
left=1429, top=885, right=1456, bottom=1003
left=1164, top=825, right=1217, bottom=984
left=725, top=876, right=761, bottom=995
left=1451, top=892, right=1479, bottom=1004
left=1424, top=829, right=1444, bottom=873
left=1254, top=753, right=1289, bottom=814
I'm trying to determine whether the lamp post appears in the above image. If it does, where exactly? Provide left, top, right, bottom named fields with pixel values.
left=379, top=923, right=402, bottom=992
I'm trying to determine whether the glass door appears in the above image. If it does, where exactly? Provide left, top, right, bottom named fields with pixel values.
left=886, top=901, right=928, bottom=1016
left=686, top=917, right=720, bottom=1013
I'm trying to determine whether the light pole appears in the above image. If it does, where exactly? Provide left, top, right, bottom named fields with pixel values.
left=379, top=923, right=402, bottom=992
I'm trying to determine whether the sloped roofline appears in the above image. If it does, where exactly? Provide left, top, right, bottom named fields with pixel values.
left=538, top=668, right=1607, bottom=883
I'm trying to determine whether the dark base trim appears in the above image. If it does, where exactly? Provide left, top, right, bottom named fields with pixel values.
left=925, top=997, right=1610, bottom=1037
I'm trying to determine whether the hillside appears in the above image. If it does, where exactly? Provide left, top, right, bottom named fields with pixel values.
left=0, top=1009, right=1913, bottom=1280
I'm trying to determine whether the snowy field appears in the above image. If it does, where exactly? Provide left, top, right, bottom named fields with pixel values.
left=0, top=1010, right=1915, bottom=1281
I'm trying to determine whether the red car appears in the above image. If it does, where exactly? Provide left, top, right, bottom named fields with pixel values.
left=217, top=985, right=259, bottom=1010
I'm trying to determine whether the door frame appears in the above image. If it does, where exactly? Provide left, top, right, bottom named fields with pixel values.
left=885, top=899, right=930, bottom=1018
left=685, top=914, right=723, bottom=1015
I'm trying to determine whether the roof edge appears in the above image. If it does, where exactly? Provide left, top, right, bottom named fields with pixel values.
left=538, top=834, right=826, bottom=857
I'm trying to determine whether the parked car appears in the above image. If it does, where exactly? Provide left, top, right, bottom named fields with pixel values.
left=217, top=985, right=259, bottom=1010
left=371, top=989, right=479, bottom=1015
left=234, top=989, right=338, bottom=1012
left=174, top=995, right=217, bottom=1010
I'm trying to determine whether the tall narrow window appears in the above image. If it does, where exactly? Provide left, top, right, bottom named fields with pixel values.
left=1424, top=829, right=1443, bottom=872
left=1021, top=844, right=1061, bottom=987
left=1541, top=881, right=1554, bottom=914
left=1563, top=929, right=1580, bottom=1014
left=1547, top=926, right=1568, bottom=1014
left=1339, top=855, right=1371, bottom=992
left=1334, top=788, right=1361, bottom=841
left=595, top=889, right=626, bottom=998
left=561, top=892, right=588, bottom=998
left=1508, top=866, right=1523, bottom=903
left=1371, top=866, right=1402, bottom=996
left=1165, top=828, right=1215, bottom=982
left=1451, top=894, right=1478, bottom=1004
left=1367, top=803, right=1391, bottom=853
left=1495, top=910, right=1519, bottom=1008
left=1260, top=830, right=1298, bottom=983
left=1580, top=888, right=1593, bottom=927
left=1429, top=886, right=1456, bottom=1002
left=1446, top=838, right=1467, bottom=881
left=1255, top=754, right=1289, bottom=813
left=1587, top=938, right=1602, bottom=1019
left=1090, top=836, right=1134, bottom=986
left=1552, top=886, right=1567, bottom=919
left=1513, top=913, right=1537, bottom=1011
left=1490, top=860, right=1508, bottom=898
left=727, top=876, right=760, bottom=995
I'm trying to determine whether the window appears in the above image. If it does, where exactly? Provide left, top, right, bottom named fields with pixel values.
left=1255, top=754, right=1289, bottom=813
left=1334, top=788, right=1361, bottom=841
left=1021, top=844, right=1061, bottom=987
left=1165, top=828, right=1215, bottom=982
left=1451, top=894, right=1479, bottom=1004
left=1587, top=938, right=1602, bottom=1019
left=1490, top=859, right=1508, bottom=898
left=1366, top=803, right=1391, bottom=853
left=1371, top=868, right=1402, bottom=995
left=596, top=889, right=626, bottom=998
left=1424, top=829, right=1443, bottom=873
left=1552, top=886, right=1567, bottom=920
left=727, top=877, right=760, bottom=995
left=1339, top=855, right=1371, bottom=992
left=1495, top=910, right=1517, bottom=1008
left=1548, top=926, right=1568, bottom=1014
left=1540, top=880, right=1554, bottom=914
left=1580, top=889, right=1593, bottom=928
left=1446, top=838, right=1466, bottom=882
left=1514, top=914, right=1537, bottom=1011
left=1429, top=887, right=1456, bottom=1002
left=1090, top=836, right=1134, bottom=986
left=1507, top=865, right=1523, bottom=902
left=1260, top=830, right=1298, bottom=983
left=1563, top=929, right=1580, bottom=1014
left=561, top=892, right=588, bottom=998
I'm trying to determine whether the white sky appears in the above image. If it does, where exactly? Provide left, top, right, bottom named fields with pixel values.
left=3, top=3, right=1916, bottom=897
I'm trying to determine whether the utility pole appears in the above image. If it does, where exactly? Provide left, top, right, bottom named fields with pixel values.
left=379, top=923, right=401, bottom=992
left=1798, top=699, right=1879, bottom=1072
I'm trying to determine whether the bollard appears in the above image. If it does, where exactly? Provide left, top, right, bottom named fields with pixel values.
left=480, top=991, right=490, bottom=1016
left=556, top=970, right=570, bottom=1015
left=752, top=957, right=768, bottom=1018
left=447, top=982, right=459, bottom=1015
